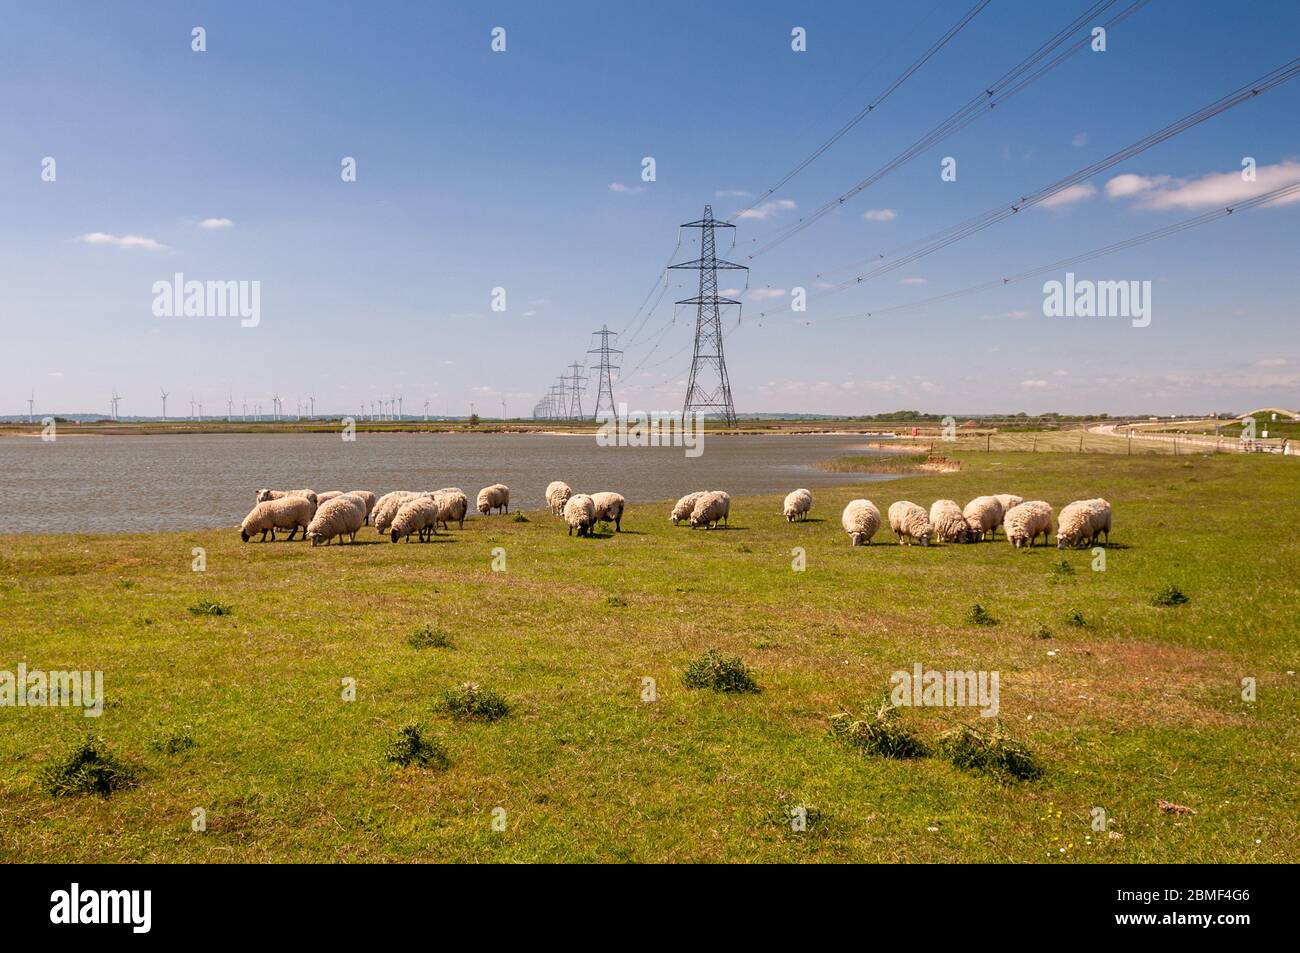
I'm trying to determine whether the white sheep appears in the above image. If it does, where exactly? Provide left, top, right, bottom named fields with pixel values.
left=962, top=496, right=1004, bottom=542
left=256, top=488, right=318, bottom=505
left=307, top=495, right=366, bottom=546
left=841, top=499, right=881, bottom=546
left=240, top=495, right=316, bottom=543
left=546, top=481, right=573, bottom=516
left=591, top=491, right=626, bottom=532
left=994, top=494, right=1023, bottom=526
left=346, top=490, right=377, bottom=524
left=928, top=499, right=969, bottom=544
left=564, top=493, right=596, bottom=537
left=1057, top=498, right=1112, bottom=549
left=373, top=491, right=417, bottom=534
left=430, top=488, right=469, bottom=530
left=390, top=495, right=440, bottom=543
left=888, top=501, right=932, bottom=546
left=783, top=488, right=813, bottom=522
left=1004, top=501, right=1053, bottom=549
left=689, top=490, right=731, bottom=529
left=316, top=490, right=344, bottom=506
left=670, top=491, right=707, bottom=525
left=476, top=483, right=510, bottom=515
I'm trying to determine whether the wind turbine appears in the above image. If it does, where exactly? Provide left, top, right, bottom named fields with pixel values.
left=271, top=394, right=281, bottom=421
left=160, top=388, right=169, bottom=420
left=242, top=398, right=248, bottom=420
left=197, top=400, right=203, bottom=421
left=501, top=398, right=507, bottom=420
left=227, top=391, right=233, bottom=422
left=27, top=389, right=35, bottom=423
left=424, top=398, right=429, bottom=422
left=396, top=396, right=403, bottom=420
left=111, top=388, right=121, bottom=421
left=309, top=393, right=316, bottom=419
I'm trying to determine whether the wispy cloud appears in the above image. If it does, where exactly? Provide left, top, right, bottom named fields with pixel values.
left=898, top=276, right=927, bottom=286
left=608, top=182, right=645, bottom=194
left=862, top=208, right=897, bottom=222
left=1038, top=183, right=1097, bottom=209
left=716, top=189, right=751, bottom=198
left=1021, top=379, right=1048, bottom=389
left=1071, top=132, right=1089, bottom=148
left=748, top=288, right=786, bottom=300
left=1106, top=160, right=1300, bottom=210
left=198, top=217, right=233, bottom=229
left=76, top=232, right=167, bottom=250
left=736, top=199, right=795, bottom=220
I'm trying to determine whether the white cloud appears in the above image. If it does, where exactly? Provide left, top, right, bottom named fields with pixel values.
left=1110, top=160, right=1300, bottom=210
left=1253, top=358, right=1288, bottom=368
left=198, top=217, right=233, bottom=229
left=1071, top=132, right=1089, bottom=148
left=716, top=189, right=751, bottom=198
left=76, top=232, right=167, bottom=250
left=1038, top=183, right=1097, bottom=209
left=898, top=277, right=927, bottom=286
left=608, top=182, right=644, bottom=194
left=1021, top=379, right=1048, bottom=389
left=862, top=208, right=897, bottom=222
left=736, top=199, right=796, bottom=220
left=749, top=288, right=786, bottom=299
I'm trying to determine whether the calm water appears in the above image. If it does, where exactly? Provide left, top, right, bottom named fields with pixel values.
left=0, top=432, right=898, bottom=534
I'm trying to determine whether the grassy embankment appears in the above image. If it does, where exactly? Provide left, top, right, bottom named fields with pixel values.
left=1, top=451, right=1297, bottom=862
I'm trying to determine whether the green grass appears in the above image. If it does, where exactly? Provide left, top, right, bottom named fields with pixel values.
left=1, top=451, right=1297, bottom=862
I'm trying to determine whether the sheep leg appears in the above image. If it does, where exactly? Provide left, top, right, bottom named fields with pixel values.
left=614, top=516, right=621, bottom=532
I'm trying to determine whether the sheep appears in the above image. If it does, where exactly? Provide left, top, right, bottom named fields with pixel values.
left=689, top=490, right=731, bottom=529
left=1057, top=498, right=1112, bottom=549
left=373, top=491, right=417, bottom=535
left=563, top=493, right=596, bottom=537
left=546, top=481, right=573, bottom=516
left=476, top=483, right=510, bottom=515
left=316, top=490, right=344, bottom=506
left=841, top=499, right=882, bottom=546
left=590, top=491, right=626, bottom=532
left=306, top=495, right=366, bottom=546
left=783, top=488, right=813, bottom=522
left=962, top=496, right=1004, bottom=542
left=929, top=499, right=969, bottom=544
left=346, top=490, right=377, bottom=525
left=670, top=491, right=707, bottom=525
left=430, top=488, right=469, bottom=530
left=1004, top=501, right=1054, bottom=549
left=390, top=495, right=440, bottom=543
left=255, top=488, right=318, bottom=506
left=994, top=494, right=1024, bottom=525
left=240, top=495, right=316, bottom=543
left=888, top=501, right=932, bottom=546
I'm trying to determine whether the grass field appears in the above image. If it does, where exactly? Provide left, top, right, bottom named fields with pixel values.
left=2, top=451, right=1297, bottom=862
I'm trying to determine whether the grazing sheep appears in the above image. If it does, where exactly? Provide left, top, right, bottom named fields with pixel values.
left=256, top=488, right=318, bottom=505
left=841, top=499, right=882, bottom=546
left=1004, top=501, right=1054, bottom=549
left=306, top=496, right=366, bottom=546
left=888, top=501, right=932, bottom=546
left=476, top=483, right=510, bottom=515
left=671, top=491, right=707, bottom=525
left=373, top=491, right=418, bottom=534
left=929, top=499, right=969, bottom=544
left=390, top=495, right=440, bottom=543
left=430, top=488, right=469, bottom=530
left=590, top=491, right=626, bottom=532
left=563, top=493, right=596, bottom=537
left=240, top=495, right=316, bottom=543
left=546, top=481, right=573, bottom=516
left=1057, top=498, right=1112, bottom=549
left=962, top=496, right=1005, bottom=542
left=783, top=488, right=813, bottom=522
left=346, top=490, right=377, bottom=524
left=316, top=490, right=344, bottom=506
left=994, top=494, right=1024, bottom=526
left=689, top=490, right=731, bottom=529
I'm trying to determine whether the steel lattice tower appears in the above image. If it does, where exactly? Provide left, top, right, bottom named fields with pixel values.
left=670, top=205, right=746, bottom=427
left=564, top=362, right=588, bottom=420
left=586, top=325, right=622, bottom=421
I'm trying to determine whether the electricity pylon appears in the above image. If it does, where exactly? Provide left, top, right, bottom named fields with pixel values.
left=564, top=362, right=587, bottom=420
left=587, top=325, right=622, bottom=421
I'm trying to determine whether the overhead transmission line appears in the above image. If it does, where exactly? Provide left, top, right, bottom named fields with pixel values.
left=729, top=0, right=993, bottom=221
left=740, top=0, right=1148, bottom=258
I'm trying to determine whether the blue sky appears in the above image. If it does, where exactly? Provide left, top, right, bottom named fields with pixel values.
left=2, top=0, right=1298, bottom=417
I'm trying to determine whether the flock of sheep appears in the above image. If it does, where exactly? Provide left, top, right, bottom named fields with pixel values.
left=239, top=483, right=1113, bottom=551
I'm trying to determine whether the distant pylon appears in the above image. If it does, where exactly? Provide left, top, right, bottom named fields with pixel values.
left=587, top=325, right=622, bottom=421
left=564, top=361, right=588, bottom=420
left=670, top=205, right=746, bottom=427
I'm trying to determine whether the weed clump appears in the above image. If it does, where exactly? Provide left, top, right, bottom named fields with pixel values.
left=938, top=721, right=1042, bottom=781
left=440, top=682, right=509, bottom=721
left=41, top=735, right=139, bottom=799
left=829, top=698, right=927, bottom=759
left=1152, top=584, right=1189, bottom=607
left=1064, top=609, right=1087, bottom=628
left=683, top=649, right=759, bottom=693
left=149, top=726, right=196, bottom=755
left=604, top=594, right=627, bottom=608
left=408, top=625, right=454, bottom=649
left=384, top=724, right=450, bottom=769
left=512, top=512, right=529, bottom=523
left=965, top=604, right=998, bottom=627
left=188, top=598, right=232, bottom=616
